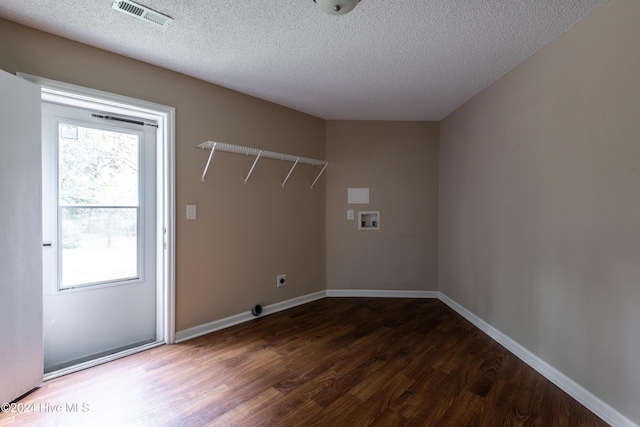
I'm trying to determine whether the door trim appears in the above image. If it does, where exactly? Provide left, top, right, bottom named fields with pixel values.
left=18, top=73, right=176, bottom=347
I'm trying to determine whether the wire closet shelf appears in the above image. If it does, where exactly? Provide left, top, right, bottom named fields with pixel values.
left=197, top=141, right=328, bottom=189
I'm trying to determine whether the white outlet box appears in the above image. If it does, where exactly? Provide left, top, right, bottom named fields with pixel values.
left=277, top=274, right=287, bottom=287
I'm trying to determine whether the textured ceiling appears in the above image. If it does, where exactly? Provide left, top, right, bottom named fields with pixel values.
left=0, top=0, right=607, bottom=120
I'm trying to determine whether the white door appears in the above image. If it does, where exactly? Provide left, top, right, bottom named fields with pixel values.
left=0, top=70, right=43, bottom=403
left=42, top=101, right=158, bottom=373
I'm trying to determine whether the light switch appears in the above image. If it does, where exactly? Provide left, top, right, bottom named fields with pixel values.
left=347, top=210, right=354, bottom=220
left=186, top=204, right=197, bottom=220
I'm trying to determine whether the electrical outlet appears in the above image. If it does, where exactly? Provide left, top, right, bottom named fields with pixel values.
left=277, top=274, right=287, bottom=287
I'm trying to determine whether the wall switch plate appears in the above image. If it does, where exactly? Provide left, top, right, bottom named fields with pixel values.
left=186, top=204, right=197, bottom=220
left=277, top=274, right=287, bottom=287
left=347, top=210, right=354, bottom=220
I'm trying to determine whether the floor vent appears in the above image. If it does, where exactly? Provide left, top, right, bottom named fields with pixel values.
left=112, top=0, right=173, bottom=28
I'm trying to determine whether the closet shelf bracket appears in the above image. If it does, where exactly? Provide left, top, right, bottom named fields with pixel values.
left=282, top=157, right=300, bottom=188
left=244, top=151, right=262, bottom=185
left=311, top=162, right=328, bottom=190
left=197, top=141, right=328, bottom=189
left=201, top=142, right=217, bottom=183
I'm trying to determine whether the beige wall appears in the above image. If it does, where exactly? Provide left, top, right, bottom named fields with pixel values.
left=439, top=0, right=640, bottom=423
left=2, top=3, right=638, bottom=422
left=0, top=18, right=326, bottom=332
left=325, top=121, right=439, bottom=291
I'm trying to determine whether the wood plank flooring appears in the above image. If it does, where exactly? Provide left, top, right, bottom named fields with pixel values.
left=0, top=298, right=609, bottom=426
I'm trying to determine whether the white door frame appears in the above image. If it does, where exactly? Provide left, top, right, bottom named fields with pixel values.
left=18, top=73, right=176, bottom=347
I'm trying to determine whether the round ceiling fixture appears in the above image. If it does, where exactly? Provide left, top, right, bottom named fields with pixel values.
left=313, top=0, right=361, bottom=16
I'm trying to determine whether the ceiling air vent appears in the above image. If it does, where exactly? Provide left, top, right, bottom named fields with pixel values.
left=112, top=0, right=173, bottom=28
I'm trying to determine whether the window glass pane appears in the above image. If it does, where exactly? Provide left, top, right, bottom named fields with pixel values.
left=61, top=207, right=138, bottom=288
left=58, top=124, right=139, bottom=206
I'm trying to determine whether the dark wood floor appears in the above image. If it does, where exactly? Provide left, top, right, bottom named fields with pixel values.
left=1, top=298, right=608, bottom=426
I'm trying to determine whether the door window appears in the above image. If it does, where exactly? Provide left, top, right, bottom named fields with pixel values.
left=56, top=121, right=143, bottom=289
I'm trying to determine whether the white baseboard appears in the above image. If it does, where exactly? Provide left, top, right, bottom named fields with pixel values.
left=326, top=289, right=439, bottom=299
left=438, top=293, right=637, bottom=427
left=174, top=288, right=635, bottom=427
left=175, top=291, right=326, bottom=343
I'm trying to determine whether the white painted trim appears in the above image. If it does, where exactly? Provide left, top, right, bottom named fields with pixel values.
left=175, top=291, right=327, bottom=343
left=326, top=289, right=439, bottom=299
left=17, top=73, right=177, bottom=345
left=438, top=293, right=637, bottom=427
left=162, top=107, right=176, bottom=344
left=17, top=73, right=170, bottom=122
